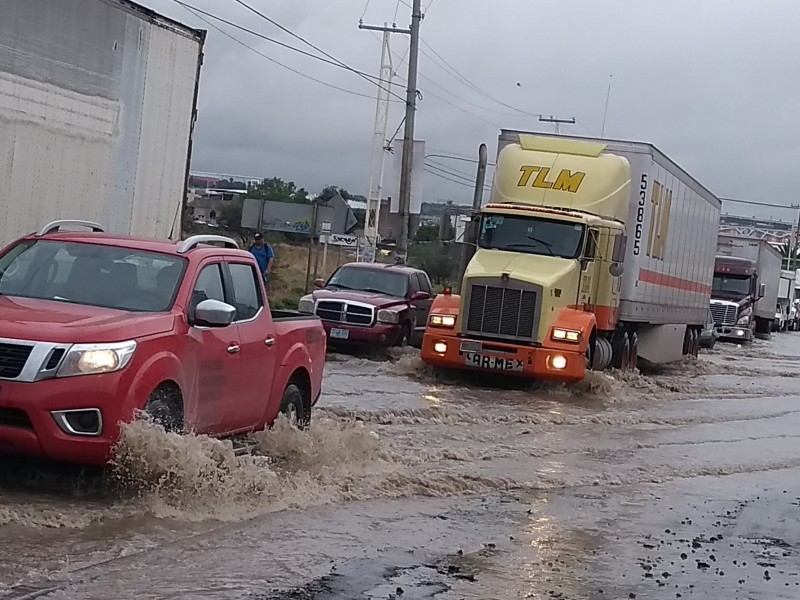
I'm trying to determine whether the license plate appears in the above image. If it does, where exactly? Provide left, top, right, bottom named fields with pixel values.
left=329, top=328, right=350, bottom=340
left=464, top=352, right=524, bottom=372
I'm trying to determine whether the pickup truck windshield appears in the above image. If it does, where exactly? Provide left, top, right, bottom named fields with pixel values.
left=478, top=214, right=586, bottom=259
left=327, top=267, right=408, bottom=297
left=712, top=275, right=751, bottom=296
left=0, top=240, right=187, bottom=312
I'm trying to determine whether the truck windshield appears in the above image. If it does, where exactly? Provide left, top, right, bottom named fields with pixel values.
left=327, top=267, right=408, bottom=297
left=0, top=240, right=187, bottom=312
left=712, top=275, right=750, bottom=296
left=478, top=214, right=585, bottom=258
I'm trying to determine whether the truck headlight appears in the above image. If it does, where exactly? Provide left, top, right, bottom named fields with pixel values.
left=56, top=341, right=137, bottom=378
left=377, top=309, right=401, bottom=324
left=552, top=328, right=581, bottom=343
left=737, top=315, right=751, bottom=325
left=297, top=296, right=315, bottom=314
left=429, top=314, right=456, bottom=328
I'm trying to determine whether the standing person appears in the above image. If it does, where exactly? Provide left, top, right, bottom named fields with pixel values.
left=249, top=232, right=274, bottom=292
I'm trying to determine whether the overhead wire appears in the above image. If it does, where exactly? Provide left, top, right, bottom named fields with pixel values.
left=175, top=2, right=390, bottom=101
left=230, top=0, right=405, bottom=101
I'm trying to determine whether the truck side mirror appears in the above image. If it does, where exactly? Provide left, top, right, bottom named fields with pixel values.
left=612, top=233, right=627, bottom=263
left=759, top=283, right=766, bottom=299
left=192, top=299, right=236, bottom=328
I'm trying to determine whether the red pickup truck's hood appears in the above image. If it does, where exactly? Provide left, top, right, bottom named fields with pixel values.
left=0, top=296, right=176, bottom=344
left=312, top=288, right=407, bottom=308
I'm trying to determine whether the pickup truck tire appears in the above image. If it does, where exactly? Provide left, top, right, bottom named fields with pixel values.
left=144, top=383, right=184, bottom=433
left=280, top=383, right=310, bottom=429
left=396, top=322, right=412, bottom=347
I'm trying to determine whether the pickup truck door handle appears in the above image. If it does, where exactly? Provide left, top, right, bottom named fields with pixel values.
left=265, top=336, right=276, bottom=347
left=227, top=344, right=240, bottom=354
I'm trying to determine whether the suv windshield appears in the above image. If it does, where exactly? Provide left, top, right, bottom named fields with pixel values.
left=712, top=274, right=750, bottom=297
left=478, top=213, right=586, bottom=258
left=0, top=240, right=187, bottom=312
left=327, top=267, right=408, bottom=297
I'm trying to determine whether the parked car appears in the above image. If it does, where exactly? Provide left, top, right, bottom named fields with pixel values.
left=298, top=262, right=434, bottom=348
left=0, top=221, right=326, bottom=466
left=699, top=308, right=718, bottom=350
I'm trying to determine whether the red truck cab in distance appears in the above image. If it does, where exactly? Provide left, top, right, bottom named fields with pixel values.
left=0, top=221, right=326, bottom=466
left=297, top=262, right=434, bottom=347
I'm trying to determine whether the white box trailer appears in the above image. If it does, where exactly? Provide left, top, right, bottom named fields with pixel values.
left=0, top=0, right=205, bottom=245
left=498, top=131, right=722, bottom=362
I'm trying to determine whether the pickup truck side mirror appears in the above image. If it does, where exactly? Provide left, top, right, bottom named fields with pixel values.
left=410, top=290, right=431, bottom=301
left=192, top=299, right=236, bottom=328
left=313, top=278, right=326, bottom=289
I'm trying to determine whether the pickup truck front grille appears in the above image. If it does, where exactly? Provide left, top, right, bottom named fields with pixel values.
left=710, top=302, right=737, bottom=326
left=0, top=343, right=34, bottom=379
left=465, top=284, right=537, bottom=341
left=315, top=301, right=374, bottom=326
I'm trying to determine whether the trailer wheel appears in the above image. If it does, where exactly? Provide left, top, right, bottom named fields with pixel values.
left=611, top=331, right=630, bottom=370
left=628, top=332, right=639, bottom=371
left=691, top=328, right=700, bottom=358
left=279, top=383, right=309, bottom=430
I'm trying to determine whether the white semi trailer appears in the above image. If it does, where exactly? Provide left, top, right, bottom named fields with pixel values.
left=0, top=0, right=205, bottom=244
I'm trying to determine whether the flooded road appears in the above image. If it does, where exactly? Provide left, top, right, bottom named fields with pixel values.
left=2, top=335, right=800, bottom=599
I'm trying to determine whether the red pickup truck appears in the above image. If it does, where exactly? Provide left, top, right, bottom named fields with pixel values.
left=297, top=262, right=433, bottom=347
left=0, top=221, right=326, bottom=466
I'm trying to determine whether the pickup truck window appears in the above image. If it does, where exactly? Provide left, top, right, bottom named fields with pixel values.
left=190, top=264, right=225, bottom=313
left=229, top=262, right=263, bottom=321
left=0, top=240, right=186, bottom=312
left=417, top=273, right=432, bottom=294
left=327, top=266, right=408, bottom=297
left=409, top=273, right=421, bottom=294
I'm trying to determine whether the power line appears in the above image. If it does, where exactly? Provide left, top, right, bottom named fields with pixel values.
left=176, top=3, right=389, bottom=101
left=360, top=0, right=371, bottom=21
left=426, top=163, right=491, bottom=191
left=721, top=198, right=800, bottom=211
left=230, top=0, right=405, bottom=101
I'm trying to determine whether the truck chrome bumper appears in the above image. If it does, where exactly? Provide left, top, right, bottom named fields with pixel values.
left=715, top=326, right=752, bottom=342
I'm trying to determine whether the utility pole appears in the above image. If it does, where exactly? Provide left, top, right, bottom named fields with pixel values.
left=539, top=115, right=576, bottom=135
left=360, top=0, right=422, bottom=263
left=363, top=25, right=394, bottom=262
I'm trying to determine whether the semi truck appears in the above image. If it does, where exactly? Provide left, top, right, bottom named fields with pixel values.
left=0, top=0, right=205, bottom=245
left=775, top=269, right=796, bottom=332
left=711, top=236, right=782, bottom=341
left=421, top=131, right=721, bottom=382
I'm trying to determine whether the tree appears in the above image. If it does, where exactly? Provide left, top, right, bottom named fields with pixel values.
left=217, top=197, right=245, bottom=236
left=212, top=177, right=246, bottom=190
left=415, top=223, right=439, bottom=242
left=247, top=177, right=309, bottom=203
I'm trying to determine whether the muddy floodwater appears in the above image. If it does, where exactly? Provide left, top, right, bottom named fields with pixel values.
left=2, top=336, right=800, bottom=599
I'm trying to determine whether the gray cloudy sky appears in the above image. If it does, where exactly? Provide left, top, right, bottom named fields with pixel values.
left=147, top=0, right=800, bottom=221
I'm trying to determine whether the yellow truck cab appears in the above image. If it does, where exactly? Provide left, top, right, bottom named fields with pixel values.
left=421, top=132, right=720, bottom=382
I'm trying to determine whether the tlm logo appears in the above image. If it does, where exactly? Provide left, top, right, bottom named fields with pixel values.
left=517, top=166, right=586, bottom=193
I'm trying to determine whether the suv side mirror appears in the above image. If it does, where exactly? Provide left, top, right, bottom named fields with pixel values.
left=192, top=299, right=236, bottom=327
left=313, top=278, right=326, bottom=288
left=410, top=290, right=431, bottom=301
left=759, top=283, right=766, bottom=299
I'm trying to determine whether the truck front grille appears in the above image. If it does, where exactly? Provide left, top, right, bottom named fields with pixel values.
left=710, top=303, right=737, bottom=326
left=0, top=343, right=34, bottom=379
left=465, top=284, right=537, bottom=341
left=315, top=301, right=374, bottom=326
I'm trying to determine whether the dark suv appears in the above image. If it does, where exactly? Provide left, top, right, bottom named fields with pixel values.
left=298, top=262, right=434, bottom=347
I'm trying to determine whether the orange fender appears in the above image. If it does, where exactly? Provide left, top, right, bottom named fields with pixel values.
left=546, top=308, right=598, bottom=354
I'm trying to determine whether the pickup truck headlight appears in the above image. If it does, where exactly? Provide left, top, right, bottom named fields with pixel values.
left=56, top=341, right=137, bottom=378
left=429, top=314, right=456, bottom=328
left=737, top=315, right=751, bottom=325
left=377, top=309, right=401, bottom=324
left=552, top=328, right=581, bottom=343
left=297, top=296, right=315, bottom=314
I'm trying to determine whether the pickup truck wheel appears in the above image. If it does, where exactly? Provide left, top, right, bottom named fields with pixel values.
left=144, top=385, right=184, bottom=432
left=396, top=322, right=412, bottom=347
left=280, top=383, right=309, bottom=430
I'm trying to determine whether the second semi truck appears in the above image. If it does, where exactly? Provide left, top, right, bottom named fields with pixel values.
left=711, top=236, right=782, bottom=341
left=421, top=132, right=721, bottom=382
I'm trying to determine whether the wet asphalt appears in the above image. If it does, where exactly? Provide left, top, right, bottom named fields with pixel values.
left=1, top=334, right=800, bottom=599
